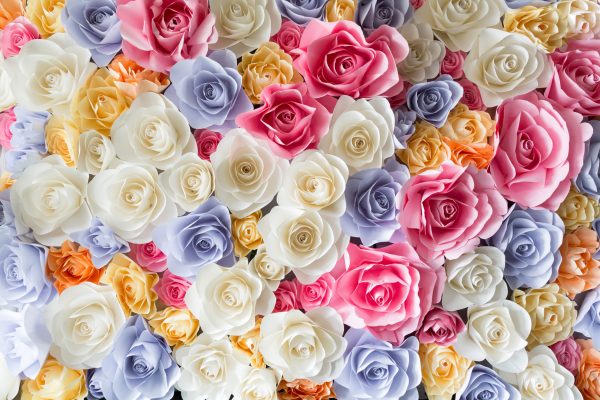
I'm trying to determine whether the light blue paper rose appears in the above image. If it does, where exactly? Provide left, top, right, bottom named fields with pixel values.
left=406, top=75, right=463, bottom=127
left=574, top=286, right=600, bottom=349
left=70, top=218, right=130, bottom=268
left=456, top=365, right=521, bottom=400
left=276, top=0, right=328, bottom=25
left=355, top=0, right=413, bottom=35
left=576, top=120, right=600, bottom=200
left=9, top=106, right=49, bottom=153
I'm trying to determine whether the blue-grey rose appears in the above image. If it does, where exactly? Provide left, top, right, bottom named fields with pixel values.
left=165, top=50, right=253, bottom=132
left=152, top=197, right=234, bottom=279
left=406, top=74, right=463, bottom=127
left=341, top=168, right=401, bottom=246
left=70, top=218, right=130, bottom=268
left=574, top=286, right=600, bottom=349
left=504, top=0, right=555, bottom=8
left=355, top=0, right=413, bottom=35
left=393, top=106, right=417, bottom=148
left=62, top=0, right=122, bottom=66
left=97, top=315, right=180, bottom=400
left=9, top=106, right=49, bottom=153
left=335, top=329, right=421, bottom=400
left=576, top=120, right=600, bottom=200
left=487, top=205, right=564, bottom=289
left=456, top=365, right=521, bottom=400
left=276, top=0, right=327, bottom=25
left=86, top=369, right=105, bottom=400
left=383, top=158, right=410, bottom=186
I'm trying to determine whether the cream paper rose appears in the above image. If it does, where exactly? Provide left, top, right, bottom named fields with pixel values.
left=259, top=307, right=346, bottom=383
left=175, top=333, right=248, bottom=400
left=235, top=367, right=281, bottom=400
left=454, top=300, right=532, bottom=373
left=557, top=0, right=600, bottom=40
left=25, top=0, right=64, bottom=38
left=277, top=150, right=348, bottom=217
left=158, top=153, right=215, bottom=214
left=500, top=345, right=584, bottom=400
left=463, top=28, right=552, bottom=107
left=211, top=129, right=288, bottom=217
left=88, top=162, right=177, bottom=243
left=44, top=282, right=127, bottom=369
left=210, top=0, right=281, bottom=57
left=398, top=21, right=446, bottom=84
left=4, top=33, right=95, bottom=114
left=0, top=355, right=19, bottom=400
left=258, top=206, right=349, bottom=284
left=0, top=57, right=15, bottom=112
left=248, top=245, right=290, bottom=291
left=10, top=155, right=92, bottom=246
left=319, top=96, right=394, bottom=173
left=77, top=130, right=116, bottom=175
left=185, top=258, right=275, bottom=339
left=442, top=246, right=508, bottom=311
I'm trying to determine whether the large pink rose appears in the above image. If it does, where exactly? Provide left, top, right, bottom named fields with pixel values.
left=330, top=242, right=445, bottom=345
left=0, top=16, right=39, bottom=58
left=116, top=0, right=217, bottom=72
left=236, top=83, right=331, bottom=159
left=489, top=91, right=592, bottom=210
left=546, top=40, right=600, bottom=116
left=292, top=20, right=409, bottom=99
left=398, top=163, right=507, bottom=262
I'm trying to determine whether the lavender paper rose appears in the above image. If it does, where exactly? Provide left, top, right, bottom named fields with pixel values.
left=9, top=106, right=49, bottom=153
left=392, top=106, right=417, bottom=149
left=71, top=218, right=129, bottom=268
left=355, top=0, right=413, bottom=35
left=455, top=365, right=521, bottom=400
left=406, top=75, right=463, bottom=128
left=574, top=286, right=600, bottom=349
left=504, top=0, right=555, bottom=8
left=276, top=0, right=327, bottom=25
left=86, top=369, right=105, bottom=400
left=575, top=120, right=600, bottom=200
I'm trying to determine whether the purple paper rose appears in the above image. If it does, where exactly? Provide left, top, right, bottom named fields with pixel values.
left=9, top=106, right=49, bottom=153
left=456, top=365, right=520, bottom=400
left=355, top=0, right=413, bottom=35
left=70, top=218, right=130, bottom=268
left=276, top=0, right=327, bottom=25
left=406, top=74, right=463, bottom=127
left=574, top=287, right=600, bottom=349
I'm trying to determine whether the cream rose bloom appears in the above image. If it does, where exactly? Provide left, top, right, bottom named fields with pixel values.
left=175, top=333, right=248, bottom=400
left=454, top=300, right=532, bottom=373
left=414, top=0, right=506, bottom=52
left=0, top=355, right=19, bottom=400
left=277, top=150, right=348, bottom=217
left=258, top=206, right=348, bottom=284
left=4, top=33, right=95, bottom=114
left=463, top=28, right=552, bottom=107
left=248, top=245, right=290, bottom=291
left=211, top=129, right=288, bottom=217
left=319, top=96, right=394, bottom=173
left=557, top=0, right=600, bottom=40
left=10, top=155, right=92, bottom=246
left=235, top=368, right=281, bottom=400
left=419, top=343, right=473, bottom=400
left=442, top=246, right=508, bottom=311
left=398, top=22, right=446, bottom=83
left=259, top=307, right=346, bottom=383
left=77, top=130, right=116, bottom=175
left=185, top=259, right=275, bottom=339
left=500, top=346, right=583, bottom=400
left=44, top=282, right=127, bottom=369
left=26, top=0, right=64, bottom=38
left=88, top=162, right=177, bottom=243
left=0, top=57, right=15, bottom=112
left=158, top=153, right=214, bottom=214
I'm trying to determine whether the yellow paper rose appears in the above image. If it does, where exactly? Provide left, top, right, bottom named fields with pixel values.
left=230, top=316, right=265, bottom=368
left=557, top=187, right=600, bottom=232
left=149, top=307, right=200, bottom=348
left=21, top=357, right=87, bottom=400
left=45, top=115, right=80, bottom=167
left=0, top=172, right=14, bottom=192
left=238, top=42, right=302, bottom=104
left=419, top=343, right=472, bottom=400
left=397, top=122, right=451, bottom=175
left=25, top=0, right=64, bottom=38
left=101, top=253, right=159, bottom=316
left=71, top=68, right=131, bottom=137
left=326, top=0, right=356, bottom=21
left=231, top=211, right=263, bottom=257
left=0, top=0, right=24, bottom=29
left=439, top=104, right=495, bottom=145
left=504, top=5, right=568, bottom=53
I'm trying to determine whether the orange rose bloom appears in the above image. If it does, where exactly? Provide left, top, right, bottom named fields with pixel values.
left=47, top=241, right=103, bottom=293
left=556, top=227, right=600, bottom=298
left=445, top=138, right=495, bottom=169
left=107, top=54, right=170, bottom=99
left=0, top=0, right=24, bottom=29
left=577, top=339, right=600, bottom=400
left=277, top=379, right=336, bottom=400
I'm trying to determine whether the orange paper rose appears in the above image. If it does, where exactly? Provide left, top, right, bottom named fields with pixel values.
left=46, top=240, right=103, bottom=293
left=557, top=227, right=600, bottom=298
left=277, top=379, right=336, bottom=400
left=577, top=339, right=600, bottom=400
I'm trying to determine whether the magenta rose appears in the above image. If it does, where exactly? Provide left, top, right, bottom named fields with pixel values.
left=272, top=280, right=301, bottom=313
left=236, top=83, right=331, bottom=159
left=458, top=78, right=486, bottom=111
left=129, top=241, right=168, bottom=273
left=441, top=49, right=466, bottom=79
left=297, top=273, right=335, bottom=311
left=292, top=20, right=409, bottom=99
left=0, top=107, right=15, bottom=150
left=546, top=40, right=600, bottom=116
left=416, top=306, right=465, bottom=347
left=489, top=91, right=592, bottom=210
left=116, top=0, right=217, bottom=72
left=330, top=242, right=445, bottom=345
left=270, top=19, right=304, bottom=58
left=398, top=163, right=507, bottom=263
left=0, top=17, right=39, bottom=58
left=193, top=129, right=223, bottom=161
left=549, top=338, right=582, bottom=376
left=155, top=270, right=192, bottom=309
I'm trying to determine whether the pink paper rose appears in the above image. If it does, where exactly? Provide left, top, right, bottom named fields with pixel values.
left=271, top=19, right=304, bottom=58
left=129, top=241, right=168, bottom=273
left=236, top=83, right=331, bottom=159
left=441, top=49, right=466, bottom=79
left=0, top=107, right=15, bottom=150
left=549, top=337, right=582, bottom=376
left=416, top=306, right=465, bottom=347
left=193, top=129, right=223, bottom=161
left=458, top=78, right=486, bottom=111
left=398, top=163, right=507, bottom=262
left=330, top=242, right=445, bottom=345
left=546, top=40, right=600, bottom=116
left=292, top=20, right=409, bottom=99
left=297, top=273, right=335, bottom=311
left=0, top=16, right=39, bottom=58
left=155, top=270, right=192, bottom=309
left=273, top=280, right=301, bottom=313
left=116, top=0, right=217, bottom=72
left=489, top=91, right=592, bottom=210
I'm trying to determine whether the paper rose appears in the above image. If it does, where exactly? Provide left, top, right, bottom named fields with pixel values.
left=504, top=4, right=567, bottom=53
left=248, top=245, right=290, bottom=291
left=21, top=357, right=88, bottom=400
left=0, top=16, right=40, bottom=58
left=276, top=0, right=326, bottom=25
left=297, top=273, right=335, bottom=311
left=154, top=271, right=191, bottom=310
left=193, top=129, right=223, bottom=161
left=9, top=106, right=49, bottom=153
left=0, top=355, right=19, bottom=400
left=576, top=120, right=600, bottom=200
left=46, top=240, right=103, bottom=293
left=455, top=365, right=520, bottom=400
left=574, top=286, right=600, bottom=349
left=76, top=130, right=116, bottom=175
left=149, top=307, right=199, bottom=348
left=129, top=242, right=167, bottom=273
left=419, top=343, right=472, bottom=400
left=406, top=75, right=463, bottom=127
left=557, top=227, right=600, bottom=298
left=107, top=53, right=170, bottom=98
left=558, top=0, right=600, bottom=40
left=235, top=368, right=280, bottom=400
left=270, top=20, right=304, bottom=56
left=70, top=217, right=129, bottom=268
left=0, top=107, right=14, bottom=149
left=550, top=338, right=582, bottom=376
left=0, top=56, right=15, bottom=112
left=355, top=0, right=413, bottom=35
left=398, top=21, right=446, bottom=83
left=273, top=280, right=301, bottom=313
left=25, top=0, right=65, bottom=38
left=397, top=121, right=450, bottom=175
left=416, top=306, right=465, bottom=347
left=576, top=340, right=600, bottom=398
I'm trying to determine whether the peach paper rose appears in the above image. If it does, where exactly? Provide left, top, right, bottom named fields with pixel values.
left=576, top=339, right=600, bottom=399
left=230, top=316, right=265, bottom=368
left=45, top=115, right=79, bottom=167
left=0, top=0, right=24, bottom=30
left=107, top=54, right=170, bottom=99
left=557, top=227, right=600, bottom=298
left=398, top=122, right=450, bottom=175
left=278, top=379, right=336, bottom=400
left=419, top=343, right=472, bottom=400
left=47, top=240, right=104, bottom=293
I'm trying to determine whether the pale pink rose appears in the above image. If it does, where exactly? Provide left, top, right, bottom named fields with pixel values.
left=330, top=242, right=445, bottom=345
left=273, top=280, right=301, bottom=313
left=116, top=0, right=217, bottom=72
left=297, top=273, right=335, bottom=311
left=489, top=91, right=592, bottom=211
left=398, top=163, right=507, bottom=263
left=441, top=49, right=466, bottom=79
left=271, top=19, right=304, bottom=58
left=550, top=337, right=582, bottom=376
left=0, top=16, right=39, bottom=58
left=193, top=129, right=223, bottom=161
left=129, top=241, right=168, bottom=273
left=416, top=306, right=465, bottom=347
left=458, top=78, right=486, bottom=111
left=156, top=270, right=192, bottom=309
left=0, top=107, right=15, bottom=150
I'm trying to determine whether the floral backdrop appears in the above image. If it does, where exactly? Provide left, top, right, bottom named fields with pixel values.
left=0, top=0, right=599, bottom=399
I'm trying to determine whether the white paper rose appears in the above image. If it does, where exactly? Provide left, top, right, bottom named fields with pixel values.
left=77, top=130, right=116, bottom=175
left=442, top=246, right=508, bottom=311
left=88, top=162, right=177, bottom=243
left=44, top=282, right=127, bottom=369
left=0, top=355, right=19, bottom=400
left=4, top=33, right=95, bottom=114
left=463, top=28, right=552, bottom=107
left=158, top=152, right=215, bottom=214
left=211, top=129, right=288, bottom=217
left=0, top=57, right=15, bottom=112
left=277, top=150, right=348, bottom=217
left=319, top=96, right=394, bottom=173
left=111, top=92, right=197, bottom=170
left=185, top=259, right=275, bottom=338
left=454, top=300, right=532, bottom=373
left=259, top=307, right=346, bottom=383
left=249, top=245, right=290, bottom=291
left=175, top=333, right=248, bottom=400
left=10, top=155, right=92, bottom=246
left=398, top=21, right=446, bottom=83
left=558, top=0, right=600, bottom=40
left=258, top=206, right=349, bottom=284
left=235, top=367, right=281, bottom=400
